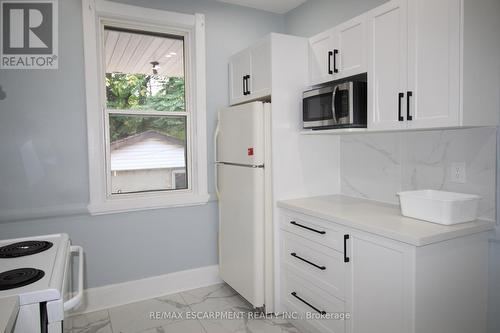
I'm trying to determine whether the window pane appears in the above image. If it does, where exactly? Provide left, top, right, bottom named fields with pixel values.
left=109, top=115, right=188, bottom=194
left=104, top=27, right=185, bottom=112
left=173, top=171, right=187, bottom=190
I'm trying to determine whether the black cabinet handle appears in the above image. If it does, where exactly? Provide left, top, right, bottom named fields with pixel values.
left=343, top=234, right=350, bottom=263
left=243, top=75, right=251, bottom=95
left=291, top=252, right=326, bottom=270
left=290, top=221, right=326, bottom=235
left=291, top=292, right=326, bottom=315
left=246, top=75, right=251, bottom=95
left=328, top=51, right=333, bottom=74
left=398, top=92, right=404, bottom=121
left=333, top=49, right=339, bottom=73
left=407, top=91, right=413, bottom=121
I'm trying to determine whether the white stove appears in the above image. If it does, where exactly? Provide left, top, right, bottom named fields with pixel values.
left=0, top=234, right=84, bottom=333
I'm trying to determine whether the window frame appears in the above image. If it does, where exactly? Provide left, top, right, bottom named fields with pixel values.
left=82, top=0, right=208, bottom=214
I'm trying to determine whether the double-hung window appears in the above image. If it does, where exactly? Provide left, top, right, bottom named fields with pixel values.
left=82, top=0, right=208, bottom=214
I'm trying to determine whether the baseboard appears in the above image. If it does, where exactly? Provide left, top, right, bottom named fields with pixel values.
left=71, top=265, right=222, bottom=315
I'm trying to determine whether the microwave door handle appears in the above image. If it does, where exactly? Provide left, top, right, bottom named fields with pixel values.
left=331, top=86, right=338, bottom=124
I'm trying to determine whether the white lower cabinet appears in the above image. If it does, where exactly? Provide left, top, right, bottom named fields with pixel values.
left=282, top=231, right=346, bottom=301
left=347, top=233, right=413, bottom=333
left=280, top=209, right=489, bottom=333
left=282, top=271, right=346, bottom=333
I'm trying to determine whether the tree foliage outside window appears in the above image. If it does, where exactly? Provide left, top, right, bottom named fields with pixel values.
left=106, top=73, right=186, bottom=142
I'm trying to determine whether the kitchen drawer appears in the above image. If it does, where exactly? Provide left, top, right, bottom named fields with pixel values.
left=281, top=211, right=346, bottom=252
left=282, top=270, right=347, bottom=333
left=281, top=231, right=346, bottom=301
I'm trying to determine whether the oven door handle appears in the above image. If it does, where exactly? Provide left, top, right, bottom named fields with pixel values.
left=331, top=85, right=339, bottom=124
left=64, top=245, right=84, bottom=312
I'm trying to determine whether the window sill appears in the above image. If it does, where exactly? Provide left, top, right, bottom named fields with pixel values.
left=88, top=192, right=210, bottom=215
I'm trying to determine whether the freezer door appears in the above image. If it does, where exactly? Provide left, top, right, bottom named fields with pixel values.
left=217, top=102, right=265, bottom=165
left=218, top=163, right=265, bottom=307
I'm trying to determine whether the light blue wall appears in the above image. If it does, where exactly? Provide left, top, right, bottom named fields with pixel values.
left=284, top=0, right=388, bottom=37
left=0, top=0, right=284, bottom=288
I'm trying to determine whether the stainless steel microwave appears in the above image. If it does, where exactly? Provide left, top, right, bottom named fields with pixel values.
left=302, top=80, right=367, bottom=130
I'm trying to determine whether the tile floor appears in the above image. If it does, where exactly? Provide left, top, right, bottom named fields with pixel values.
left=64, top=283, right=301, bottom=333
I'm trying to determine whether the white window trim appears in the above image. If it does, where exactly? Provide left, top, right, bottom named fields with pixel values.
left=82, top=0, right=208, bottom=215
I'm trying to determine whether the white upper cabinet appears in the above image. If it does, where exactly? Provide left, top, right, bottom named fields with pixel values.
left=229, top=38, right=271, bottom=106
left=309, top=15, right=367, bottom=86
left=309, top=28, right=337, bottom=86
left=248, top=39, right=271, bottom=100
left=336, top=14, right=367, bottom=80
left=229, top=51, right=251, bottom=105
left=368, top=0, right=408, bottom=130
left=367, top=0, right=499, bottom=131
left=406, top=0, right=460, bottom=129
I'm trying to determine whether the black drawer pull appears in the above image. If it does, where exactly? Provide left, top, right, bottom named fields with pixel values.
left=291, top=292, right=326, bottom=315
left=398, top=92, right=404, bottom=121
left=343, top=234, right=350, bottom=263
left=290, top=221, right=326, bottom=235
left=291, top=252, right=326, bottom=270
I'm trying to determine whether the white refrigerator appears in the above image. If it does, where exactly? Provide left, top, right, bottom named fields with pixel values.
left=215, top=101, right=273, bottom=310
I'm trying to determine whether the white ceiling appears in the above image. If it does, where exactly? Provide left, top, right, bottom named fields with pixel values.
left=217, top=0, right=307, bottom=14
left=104, top=29, right=184, bottom=77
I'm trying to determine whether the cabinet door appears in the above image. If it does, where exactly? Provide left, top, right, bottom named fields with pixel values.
left=309, top=28, right=337, bottom=85
left=228, top=50, right=250, bottom=105
left=346, top=233, right=413, bottom=333
left=336, top=14, right=367, bottom=80
left=367, top=0, right=408, bottom=130
left=406, top=0, right=460, bottom=128
left=249, top=39, right=271, bottom=99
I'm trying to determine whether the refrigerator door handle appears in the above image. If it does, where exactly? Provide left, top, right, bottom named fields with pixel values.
left=216, top=162, right=264, bottom=168
left=214, top=121, right=221, bottom=199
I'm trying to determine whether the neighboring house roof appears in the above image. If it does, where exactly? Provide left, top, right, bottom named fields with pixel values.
left=110, top=130, right=186, bottom=171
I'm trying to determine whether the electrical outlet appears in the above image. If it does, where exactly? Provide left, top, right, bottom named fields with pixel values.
left=450, top=162, right=466, bottom=183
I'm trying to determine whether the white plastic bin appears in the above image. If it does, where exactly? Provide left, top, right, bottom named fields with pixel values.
left=397, top=190, right=480, bottom=225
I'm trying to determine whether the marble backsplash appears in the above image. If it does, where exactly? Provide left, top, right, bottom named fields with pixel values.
left=340, top=127, right=497, bottom=221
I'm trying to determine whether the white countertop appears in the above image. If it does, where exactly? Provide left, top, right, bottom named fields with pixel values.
left=278, top=195, right=496, bottom=246
left=0, top=295, right=19, bottom=333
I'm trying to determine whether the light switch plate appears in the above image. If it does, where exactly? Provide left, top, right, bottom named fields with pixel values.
left=450, top=162, right=466, bottom=183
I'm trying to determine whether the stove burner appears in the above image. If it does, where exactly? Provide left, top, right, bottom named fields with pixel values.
left=0, top=241, right=53, bottom=258
left=0, top=268, right=45, bottom=290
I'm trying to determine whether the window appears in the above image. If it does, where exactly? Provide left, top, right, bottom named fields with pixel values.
left=104, top=28, right=188, bottom=195
left=82, top=0, right=208, bottom=214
